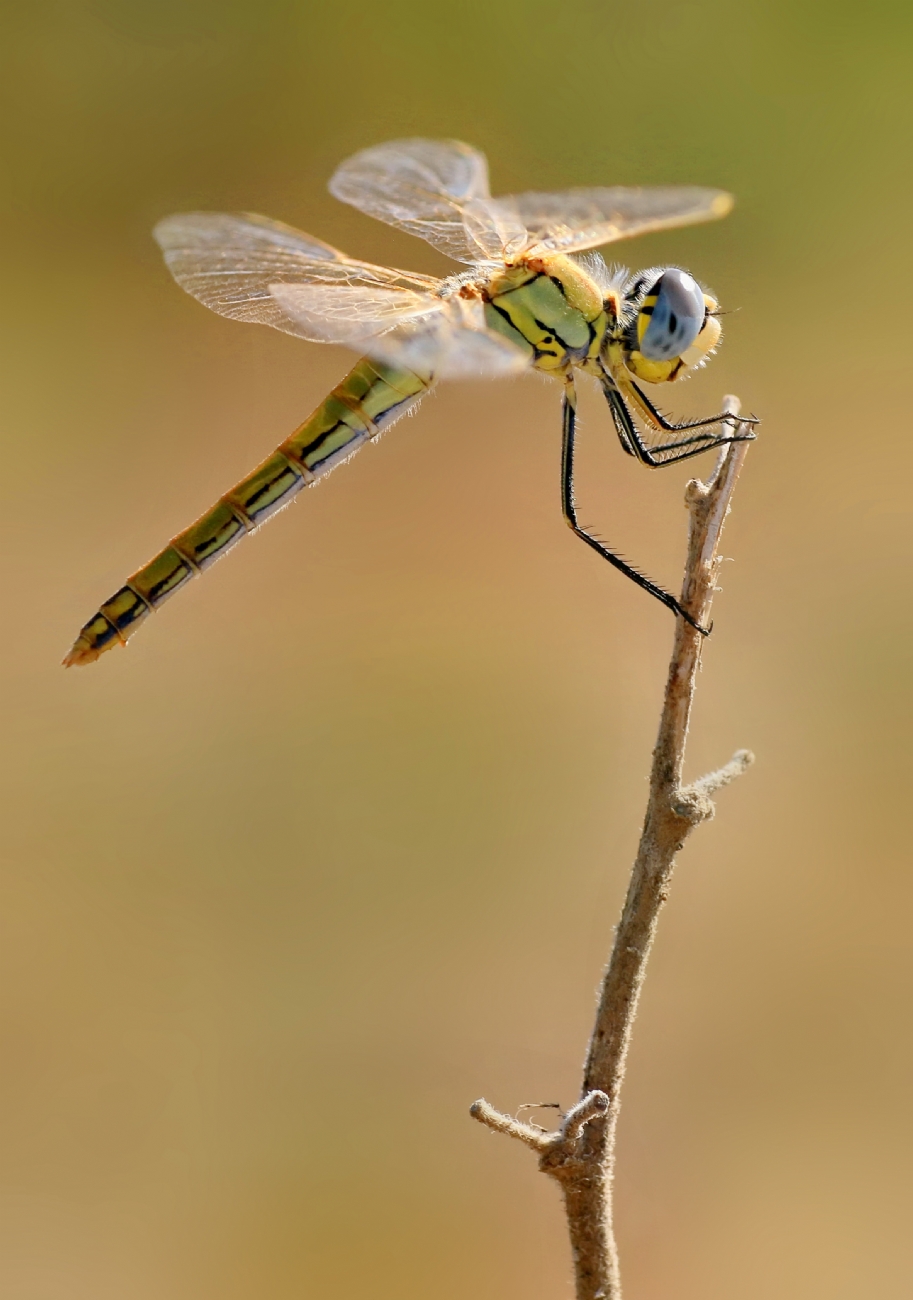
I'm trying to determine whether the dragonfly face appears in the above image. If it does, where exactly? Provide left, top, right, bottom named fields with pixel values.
left=65, top=137, right=754, bottom=667
left=618, top=266, right=723, bottom=385
left=637, top=268, right=707, bottom=360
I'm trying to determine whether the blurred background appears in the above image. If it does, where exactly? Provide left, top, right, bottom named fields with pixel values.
left=1, top=1, right=911, bottom=1297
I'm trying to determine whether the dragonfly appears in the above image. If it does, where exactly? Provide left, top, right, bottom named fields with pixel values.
left=64, top=138, right=755, bottom=667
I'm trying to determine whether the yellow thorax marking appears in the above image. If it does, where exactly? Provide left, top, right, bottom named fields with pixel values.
left=533, top=254, right=604, bottom=322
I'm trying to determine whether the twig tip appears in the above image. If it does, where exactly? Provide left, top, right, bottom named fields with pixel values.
left=469, top=1097, right=551, bottom=1151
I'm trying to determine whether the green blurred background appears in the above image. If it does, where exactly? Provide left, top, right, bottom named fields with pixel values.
left=1, top=1, right=911, bottom=1297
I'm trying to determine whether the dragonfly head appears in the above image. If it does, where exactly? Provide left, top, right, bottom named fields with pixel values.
left=620, top=267, right=722, bottom=383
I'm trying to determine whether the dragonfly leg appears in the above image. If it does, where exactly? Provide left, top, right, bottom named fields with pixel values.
left=560, top=376, right=710, bottom=636
left=603, top=380, right=755, bottom=469
left=629, top=379, right=760, bottom=435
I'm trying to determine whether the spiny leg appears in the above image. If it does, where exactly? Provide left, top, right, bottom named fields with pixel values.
left=603, top=381, right=754, bottom=469
left=628, top=378, right=760, bottom=436
left=606, top=389, right=638, bottom=458
left=560, top=376, right=709, bottom=635
left=606, top=384, right=735, bottom=464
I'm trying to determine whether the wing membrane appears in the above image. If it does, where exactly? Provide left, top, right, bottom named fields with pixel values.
left=328, top=139, right=732, bottom=262
left=367, top=313, right=532, bottom=379
left=272, top=276, right=530, bottom=379
left=503, top=186, right=734, bottom=256
left=329, top=139, right=527, bottom=265
left=269, top=281, right=444, bottom=345
left=154, top=211, right=442, bottom=339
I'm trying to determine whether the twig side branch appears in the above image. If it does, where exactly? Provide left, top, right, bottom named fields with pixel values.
left=472, top=396, right=754, bottom=1300
left=470, top=1091, right=610, bottom=1157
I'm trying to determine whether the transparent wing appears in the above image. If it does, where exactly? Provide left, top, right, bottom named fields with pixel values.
left=364, top=301, right=532, bottom=379
left=269, top=280, right=445, bottom=346
left=273, top=280, right=531, bottom=380
left=154, top=211, right=443, bottom=339
left=329, top=138, right=528, bottom=265
left=502, top=187, right=734, bottom=256
left=328, top=140, right=732, bottom=264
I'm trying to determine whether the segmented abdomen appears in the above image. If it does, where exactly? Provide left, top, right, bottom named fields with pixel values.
left=65, top=357, right=431, bottom=666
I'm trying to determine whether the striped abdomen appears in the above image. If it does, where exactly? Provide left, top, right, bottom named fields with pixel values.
left=65, top=357, right=431, bottom=666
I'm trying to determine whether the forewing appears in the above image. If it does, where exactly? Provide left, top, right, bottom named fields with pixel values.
left=154, top=211, right=441, bottom=339
left=501, top=186, right=734, bottom=256
left=329, top=138, right=527, bottom=265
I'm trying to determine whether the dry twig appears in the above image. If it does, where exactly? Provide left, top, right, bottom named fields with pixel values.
left=471, top=395, right=754, bottom=1300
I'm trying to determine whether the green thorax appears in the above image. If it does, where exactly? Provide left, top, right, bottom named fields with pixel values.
left=482, top=255, right=608, bottom=373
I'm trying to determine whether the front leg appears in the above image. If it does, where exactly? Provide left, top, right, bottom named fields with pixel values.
left=603, top=378, right=756, bottom=469
left=560, top=376, right=710, bottom=635
left=627, top=377, right=759, bottom=436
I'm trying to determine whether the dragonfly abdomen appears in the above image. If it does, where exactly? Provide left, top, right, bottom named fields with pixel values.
left=64, top=358, right=431, bottom=666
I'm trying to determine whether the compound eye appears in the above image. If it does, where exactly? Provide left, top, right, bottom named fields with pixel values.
left=638, top=269, right=706, bottom=362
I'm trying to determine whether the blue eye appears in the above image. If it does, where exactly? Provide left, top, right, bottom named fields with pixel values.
left=638, top=269, right=706, bottom=361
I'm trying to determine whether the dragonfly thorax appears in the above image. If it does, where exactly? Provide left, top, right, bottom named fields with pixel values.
left=481, top=254, right=610, bottom=374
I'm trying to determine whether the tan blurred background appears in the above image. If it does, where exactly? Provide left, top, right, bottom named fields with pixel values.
left=1, top=1, right=911, bottom=1297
